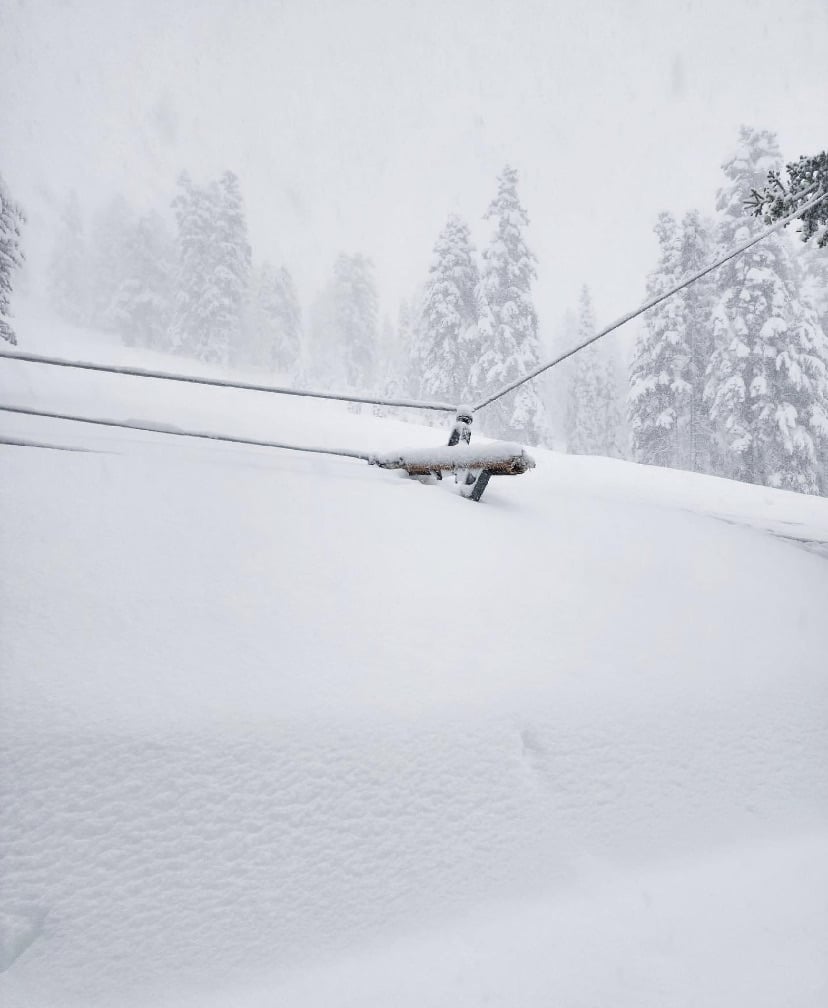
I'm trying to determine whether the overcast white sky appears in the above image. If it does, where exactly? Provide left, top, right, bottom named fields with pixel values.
left=1, top=0, right=826, bottom=345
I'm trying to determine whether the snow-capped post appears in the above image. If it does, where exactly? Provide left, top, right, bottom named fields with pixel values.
left=447, top=406, right=474, bottom=446
left=447, top=405, right=480, bottom=494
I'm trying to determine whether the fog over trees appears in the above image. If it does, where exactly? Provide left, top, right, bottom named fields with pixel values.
left=2, top=127, right=827, bottom=494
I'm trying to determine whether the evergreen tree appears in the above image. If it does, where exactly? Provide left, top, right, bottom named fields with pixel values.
left=566, top=287, right=621, bottom=456
left=49, top=191, right=89, bottom=327
left=379, top=313, right=396, bottom=371
left=380, top=301, right=413, bottom=395
left=566, top=288, right=605, bottom=454
left=214, top=171, right=252, bottom=367
left=629, top=209, right=717, bottom=471
left=0, top=173, right=25, bottom=345
left=306, top=282, right=339, bottom=386
left=801, top=245, right=828, bottom=337
left=705, top=127, right=828, bottom=494
left=372, top=315, right=398, bottom=417
left=88, top=194, right=135, bottom=332
left=600, top=352, right=624, bottom=458
left=331, top=252, right=378, bottom=392
left=372, top=370, right=403, bottom=418
left=406, top=289, right=429, bottom=400
left=415, top=213, right=480, bottom=404
left=542, top=309, right=577, bottom=450
left=397, top=296, right=430, bottom=410
left=397, top=298, right=415, bottom=394
left=629, top=212, right=689, bottom=467
left=171, top=173, right=210, bottom=357
left=675, top=209, right=716, bottom=471
left=471, top=166, right=546, bottom=444
left=171, top=171, right=251, bottom=365
left=803, top=251, right=828, bottom=485
left=251, top=262, right=302, bottom=373
left=749, top=149, right=828, bottom=247
left=108, top=211, right=174, bottom=349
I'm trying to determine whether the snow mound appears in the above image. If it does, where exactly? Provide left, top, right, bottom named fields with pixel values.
left=1, top=308, right=828, bottom=1007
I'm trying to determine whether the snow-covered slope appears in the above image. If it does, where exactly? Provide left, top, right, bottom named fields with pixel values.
left=2, top=307, right=828, bottom=1007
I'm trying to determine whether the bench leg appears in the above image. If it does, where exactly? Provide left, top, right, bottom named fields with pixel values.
left=460, top=469, right=491, bottom=501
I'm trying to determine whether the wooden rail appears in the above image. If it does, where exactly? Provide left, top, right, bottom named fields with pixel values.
left=370, top=442, right=535, bottom=500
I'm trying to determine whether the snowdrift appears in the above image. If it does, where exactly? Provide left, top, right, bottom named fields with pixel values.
left=1, top=307, right=827, bottom=1007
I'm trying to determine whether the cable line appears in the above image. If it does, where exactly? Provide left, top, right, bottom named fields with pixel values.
left=0, top=403, right=374, bottom=462
left=0, top=349, right=455, bottom=414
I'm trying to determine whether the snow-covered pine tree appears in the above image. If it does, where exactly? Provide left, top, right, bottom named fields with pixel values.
left=676, top=209, right=716, bottom=471
left=803, top=251, right=828, bottom=486
left=379, top=313, right=395, bottom=370
left=406, top=289, right=430, bottom=401
left=171, top=173, right=210, bottom=357
left=397, top=299, right=415, bottom=394
left=251, top=262, right=302, bottom=373
left=306, top=282, right=339, bottom=387
left=471, top=166, right=546, bottom=445
left=398, top=295, right=433, bottom=424
left=372, top=315, right=397, bottom=417
left=0, top=173, right=25, bottom=345
left=213, top=171, right=252, bottom=367
left=565, top=287, right=622, bottom=457
left=629, top=212, right=689, bottom=468
left=801, top=245, right=828, bottom=337
left=171, top=171, right=251, bottom=365
left=541, top=309, right=577, bottom=450
left=108, top=211, right=174, bottom=349
left=566, top=288, right=605, bottom=454
left=415, top=213, right=480, bottom=404
left=749, top=149, right=828, bottom=247
left=48, top=191, right=89, bottom=327
left=600, top=351, right=624, bottom=458
left=88, top=194, right=135, bottom=332
left=382, top=299, right=415, bottom=398
left=331, top=252, right=378, bottom=394
left=705, top=127, right=828, bottom=494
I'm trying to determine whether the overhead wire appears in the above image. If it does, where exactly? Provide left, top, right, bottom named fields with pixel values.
left=0, top=348, right=456, bottom=413
left=0, top=403, right=374, bottom=462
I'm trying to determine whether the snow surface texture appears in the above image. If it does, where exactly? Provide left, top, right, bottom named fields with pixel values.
left=2, top=305, right=828, bottom=1007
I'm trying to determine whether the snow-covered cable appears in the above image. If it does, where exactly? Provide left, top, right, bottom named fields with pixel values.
left=0, top=403, right=375, bottom=462
left=0, top=350, right=456, bottom=413
left=472, top=186, right=828, bottom=412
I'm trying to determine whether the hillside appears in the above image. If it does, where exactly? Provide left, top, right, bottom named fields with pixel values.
left=1, top=307, right=828, bottom=1008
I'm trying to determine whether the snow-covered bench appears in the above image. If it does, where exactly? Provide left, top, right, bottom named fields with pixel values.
left=369, top=442, right=535, bottom=500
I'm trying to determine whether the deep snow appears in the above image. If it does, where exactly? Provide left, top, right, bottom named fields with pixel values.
left=1, top=305, right=828, bottom=1007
